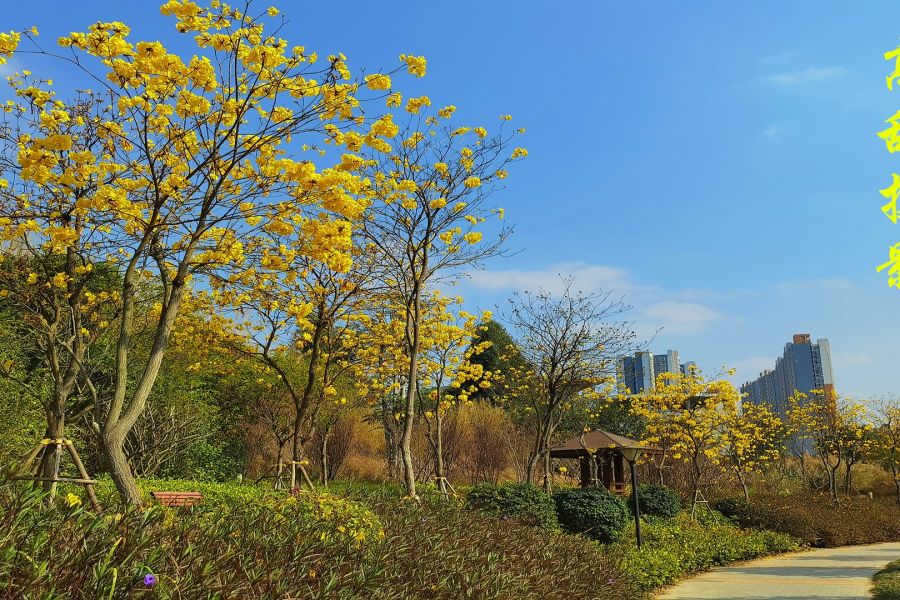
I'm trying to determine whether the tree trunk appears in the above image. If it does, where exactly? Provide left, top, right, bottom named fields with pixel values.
left=321, top=433, right=329, bottom=485
left=104, top=431, right=141, bottom=505
left=823, top=454, right=841, bottom=506
left=736, top=470, right=750, bottom=501
left=400, top=282, right=423, bottom=501
left=542, top=451, right=551, bottom=493
left=435, top=414, right=447, bottom=495
left=37, top=409, right=65, bottom=495
left=691, top=455, right=703, bottom=506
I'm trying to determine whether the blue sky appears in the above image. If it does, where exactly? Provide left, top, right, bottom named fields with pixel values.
left=4, top=1, right=900, bottom=399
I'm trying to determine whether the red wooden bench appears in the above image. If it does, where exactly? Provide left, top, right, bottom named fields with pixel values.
left=151, top=491, right=203, bottom=507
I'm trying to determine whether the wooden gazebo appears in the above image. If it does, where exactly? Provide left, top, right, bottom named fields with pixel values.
left=548, top=429, right=664, bottom=496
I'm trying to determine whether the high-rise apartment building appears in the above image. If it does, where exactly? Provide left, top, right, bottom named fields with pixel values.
left=619, top=349, right=689, bottom=393
left=740, top=334, right=835, bottom=419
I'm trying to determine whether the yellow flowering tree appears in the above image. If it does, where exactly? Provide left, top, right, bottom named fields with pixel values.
left=208, top=243, right=382, bottom=488
left=631, top=369, right=741, bottom=509
left=722, top=400, right=789, bottom=500
left=350, top=96, right=526, bottom=499
left=0, top=2, right=412, bottom=504
left=0, top=250, right=122, bottom=491
left=872, top=395, right=900, bottom=505
left=415, top=292, right=491, bottom=495
left=352, top=294, right=409, bottom=479
left=498, top=276, right=637, bottom=490
left=785, top=389, right=871, bottom=505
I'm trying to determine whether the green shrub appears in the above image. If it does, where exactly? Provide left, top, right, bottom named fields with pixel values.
left=466, top=482, right=558, bottom=529
left=619, top=513, right=803, bottom=591
left=631, top=484, right=681, bottom=518
left=740, top=492, right=900, bottom=547
left=714, top=497, right=754, bottom=521
left=872, top=558, right=900, bottom=600
left=553, top=486, right=629, bottom=543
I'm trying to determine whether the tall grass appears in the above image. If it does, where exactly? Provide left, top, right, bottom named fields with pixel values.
left=1, top=480, right=634, bottom=599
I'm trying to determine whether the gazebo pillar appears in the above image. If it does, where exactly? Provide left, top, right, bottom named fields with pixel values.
left=601, top=455, right=613, bottom=489
left=579, top=456, right=591, bottom=487
left=614, top=452, right=625, bottom=486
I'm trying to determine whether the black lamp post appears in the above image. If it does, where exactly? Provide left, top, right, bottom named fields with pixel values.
left=618, top=445, right=643, bottom=549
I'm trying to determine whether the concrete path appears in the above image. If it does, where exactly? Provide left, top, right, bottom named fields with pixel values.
left=657, top=542, right=900, bottom=599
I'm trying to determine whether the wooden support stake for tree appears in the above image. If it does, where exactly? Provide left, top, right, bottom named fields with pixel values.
left=10, top=438, right=101, bottom=512
left=63, top=439, right=101, bottom=512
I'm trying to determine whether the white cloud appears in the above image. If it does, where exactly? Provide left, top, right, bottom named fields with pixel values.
left=768, top=67, right=846, bottom=84
left=759, top=125, right=785, bottom=143
left=640, top=301, right=723, bottom=334
left=814, top=278, right=855, bottom=292
left=832, top=352, right=872, bottom=369
left=464, top=261, right=635, bottom=295
left=463, top=262, right=727, bottom=335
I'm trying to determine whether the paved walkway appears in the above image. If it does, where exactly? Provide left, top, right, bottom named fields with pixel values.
left=658, top=542, right=900, bottom=599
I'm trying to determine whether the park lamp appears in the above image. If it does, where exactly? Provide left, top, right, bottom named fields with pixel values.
left=618, top=445, right=643, bottom=549
left=618, top=446, right=642, bottom=463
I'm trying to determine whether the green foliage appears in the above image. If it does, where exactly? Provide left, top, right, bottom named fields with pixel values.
left=463, top=320, right=523, bottom=404
left=873, top=558, right=900, bottom=600
left=739, top=492, right=900, bottom=547
left=2, top=481, right=635, bottom=599
left=632, top=484, right=681, bottom=518
left=714, top=497, right=754, bottom=521
left=354, top=492, right=633, bottom=599
left=594, top=395, right=646, bottom=440
left=0, top=482, right=382, bottom=598
left=181, top=439, right=243, bottom=482
left=71, top=476, right=271, bottom=507
left=466, top=482, right=558, bottom=529
left=619, top=513, right=803, bottom=592
left=553, top=486, right=629, bottom=543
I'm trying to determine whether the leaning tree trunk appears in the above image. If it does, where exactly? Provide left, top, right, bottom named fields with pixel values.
left=400, top=281, right=423, bottom=501
left=103, top=429, right=142, bottom=504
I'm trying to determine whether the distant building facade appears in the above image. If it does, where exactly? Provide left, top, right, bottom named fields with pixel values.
left=618, top=349, right=692, bottom=393
left=740, top=334, right=835, bottom=419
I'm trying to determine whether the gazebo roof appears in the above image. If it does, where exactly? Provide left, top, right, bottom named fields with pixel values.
left=548, top=429, right=664, bottom=458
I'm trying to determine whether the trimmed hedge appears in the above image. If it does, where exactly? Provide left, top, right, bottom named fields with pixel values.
left=738, top=493, right=900, bottom=547
left=465, top=482, right=558, bottom=529
left=631, top=484, right=681, bottom=518
left=553, top=486, right=629, bottom=543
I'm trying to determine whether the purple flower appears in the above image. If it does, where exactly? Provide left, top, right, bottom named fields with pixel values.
left=608, top=579, right=615, bottom=584
left=502, top=516, right=508, bottom=520
left=421, top=517, right=426, bottom=522
left=144, top=574, right=156, bottom=586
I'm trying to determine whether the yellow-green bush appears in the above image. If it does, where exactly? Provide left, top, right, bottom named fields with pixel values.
left=619, top=513, right=803, bottom=591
